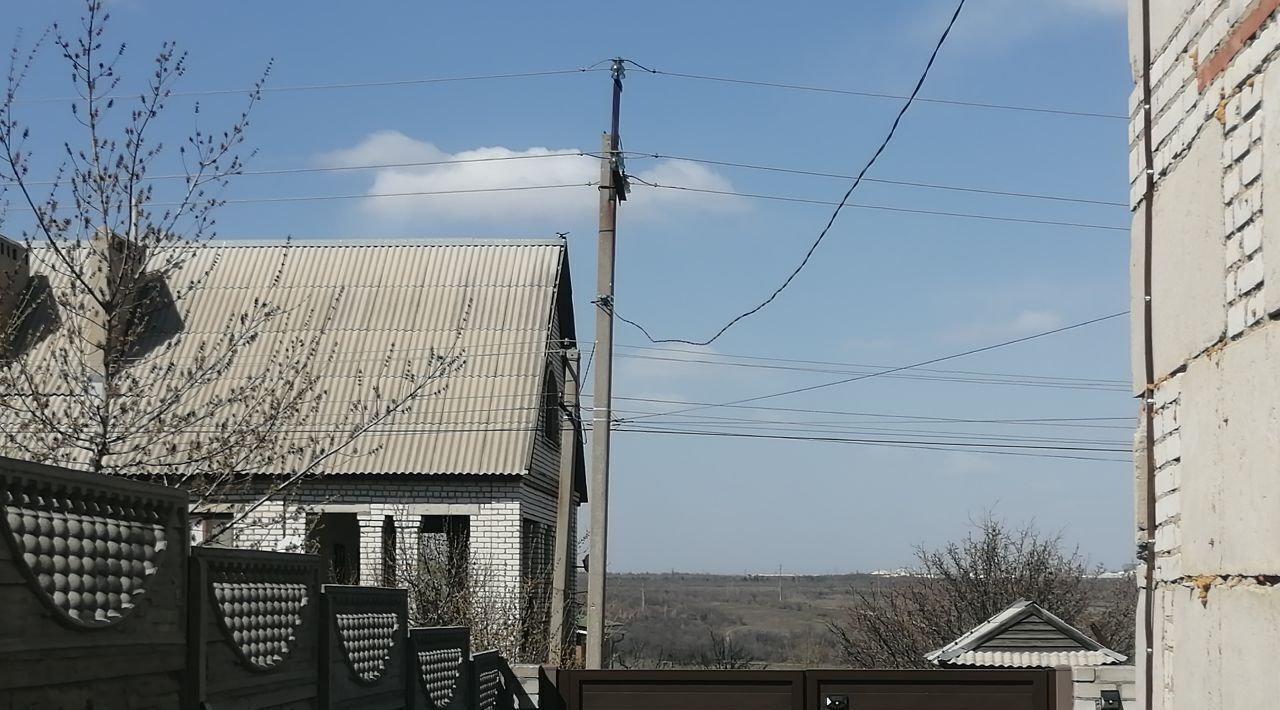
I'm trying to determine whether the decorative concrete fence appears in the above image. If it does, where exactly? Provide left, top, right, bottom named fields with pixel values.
left=472, top=649, right=513, bottom=710
left=0, top=455, right=518, bottom=710
left=0, top=456, right=189, bottom=710
left=411, top=626, right=473, bottom=710
left=186, top=547, right=325, bottom=709
left=321, top=584, right=411, bottom=710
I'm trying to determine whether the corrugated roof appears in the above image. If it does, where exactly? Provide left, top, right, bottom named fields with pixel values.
left=4, top=239, right=572, bottom=477
left=925, top=599, right=1127, bottom=668
left=941, top=650, right=1123, bottom=668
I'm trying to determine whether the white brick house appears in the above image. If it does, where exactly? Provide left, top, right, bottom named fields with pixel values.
left=0, top=236, right=585, bottom=608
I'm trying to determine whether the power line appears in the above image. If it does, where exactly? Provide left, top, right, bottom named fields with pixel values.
left=594, top=397, right=1133, bottom=429
left=626, top=68, right=1126, bottom=121
left=624, top=310, right=1129, bottom=421
left=156, top=421, right=1129, bottom=462
left=611, top=351, right=1128, bottom=392
left=624, top=178, right=1127, bottom=232
left=613, top=427, right=1130, bottom=463
left=625, top=151, right=1127, bottom=208
left=2, top=152, right=597, bottom=188
left=16, top=66, right=610, bottom=103
left=615, top=0, right=968, bottom=347
left=623, top=424, right=1127, bottom=452
left=157, top=182, right=597, bottom=208
left=612, top=342, right=1127, bottom=385
left=6, top=149, right=1123, bottom=212
left=617, top=418, right=1128, bottom=447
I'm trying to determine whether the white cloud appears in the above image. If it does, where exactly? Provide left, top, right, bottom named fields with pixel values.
left=616, top=344, right=726, bottom=385
left=942, top=309, right=1063, bottom=343
left=314, top=131, right=743, bottom=224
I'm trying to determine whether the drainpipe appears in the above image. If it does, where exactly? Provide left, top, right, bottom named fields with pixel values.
left=1138, top=0, right=1157, bottom=709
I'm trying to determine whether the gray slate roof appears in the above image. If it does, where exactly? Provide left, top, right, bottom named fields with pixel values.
left=925, top=599, right=1127, bottom=668
left=7, top=238, right=577, bottom=478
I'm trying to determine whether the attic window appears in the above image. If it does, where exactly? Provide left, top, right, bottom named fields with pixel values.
left=541, top=364, right=561, bottom=447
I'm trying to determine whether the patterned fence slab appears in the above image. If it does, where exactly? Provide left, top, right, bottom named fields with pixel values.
left=410, top=626, right=472, bottom=710
left=321, top=584, right=410, bottom=710
left=0, top=455, right=188, bottom=709
left=187, top=546, right=323, bottom=709
left=472, top=649, right=511, bottom=710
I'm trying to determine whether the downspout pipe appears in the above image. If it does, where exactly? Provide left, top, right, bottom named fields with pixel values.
left=1138, top=0, right=1157, bottom=709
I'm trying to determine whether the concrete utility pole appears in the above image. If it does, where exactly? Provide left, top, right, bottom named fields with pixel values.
left=548, top=346, right=579, bottom=666
left=586, top=58, right=627, bottom=670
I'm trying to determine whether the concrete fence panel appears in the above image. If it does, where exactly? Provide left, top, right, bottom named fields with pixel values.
left=321, top=584, right=411, bottom=710
left=0, top=455, right=189, bottom=710
left=410, top=626, right=472, bottom=710
left=186, top=547, right=324, bottom=709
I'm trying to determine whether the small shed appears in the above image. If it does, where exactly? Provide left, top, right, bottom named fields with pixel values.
left=925, top=599, right=1128, bottom=668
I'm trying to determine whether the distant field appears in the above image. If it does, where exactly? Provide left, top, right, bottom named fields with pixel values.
left=592, top=572, right=905, bottom=668
left=588, top=571, right=1130, bottom=669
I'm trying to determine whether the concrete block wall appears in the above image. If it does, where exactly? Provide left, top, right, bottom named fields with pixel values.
left=1071, top=666, right=1137, bottom=710
left=1130, top=1, right=1280, bottom=708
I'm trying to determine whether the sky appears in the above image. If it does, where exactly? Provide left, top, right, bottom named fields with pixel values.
left=2, top=1, right=1136, bottom=573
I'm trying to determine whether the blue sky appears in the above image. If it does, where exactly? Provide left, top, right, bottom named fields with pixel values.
left=4, top=1, right=1136, bottom=573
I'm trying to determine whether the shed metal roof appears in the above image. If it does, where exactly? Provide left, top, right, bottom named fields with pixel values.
left=925, top=599, right=1127, bottom=668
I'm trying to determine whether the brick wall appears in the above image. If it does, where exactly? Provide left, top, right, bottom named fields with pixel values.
left=208, top=476, right=548, bottom=604
left=1070, top=666, right=1136, bottom=710
left=1130, top=2, right=1280, bottom=708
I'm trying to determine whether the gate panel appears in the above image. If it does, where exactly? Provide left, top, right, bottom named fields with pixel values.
left=806, top=669, right=1059, bottom=710
left=557, top=670, right=805, bottom=710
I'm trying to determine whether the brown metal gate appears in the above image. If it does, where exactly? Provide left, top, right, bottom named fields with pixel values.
left=556, top=669, right=1068, bottom=710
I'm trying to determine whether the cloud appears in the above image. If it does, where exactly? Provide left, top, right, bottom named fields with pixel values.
left=942, top=309, right=1063, bottom=343
left=314, top=131, right=743, bottom=224
left=616, top=344, right=726, bottom=385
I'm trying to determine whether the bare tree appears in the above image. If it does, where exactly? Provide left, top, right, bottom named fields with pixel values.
left=390, top=526, right=572, bottom=664
left=0, top=2, right=464, bottom=532
left=828, top=516, right=1137, bottom=669
left=694, top=629, right=760, bottom=671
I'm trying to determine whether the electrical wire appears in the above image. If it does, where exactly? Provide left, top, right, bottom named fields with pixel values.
left=624, top=151, right=1127, bottom=208
left=610, top=352, right=1128, bottom=392
left=152, top=421, right=1129, bottom=462
left=612, top=342, right=1127, bottom=385
left=616, top=0, right=967, bottom=346
left=626, top=67, right=1126, bottom=121
left=613, top=427, right=1130, bottom=463
left=16, top=66, right=611, bottom=103
left=623, top=310, right=1129, bottom=421
left=2, top=152, right=597, bottom=188
left=624, top=178, right=1127, bottom=232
